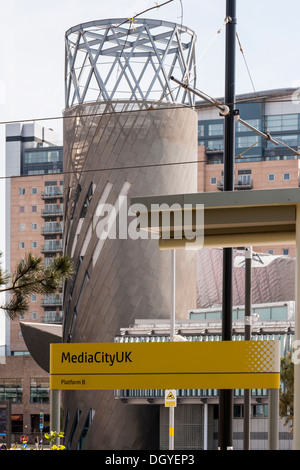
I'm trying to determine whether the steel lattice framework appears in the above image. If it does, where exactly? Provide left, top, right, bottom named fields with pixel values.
left=65, top=18, right=197, bottom=108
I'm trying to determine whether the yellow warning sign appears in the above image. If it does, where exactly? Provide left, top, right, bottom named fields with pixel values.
left=165, top=389, right=177, bottom=407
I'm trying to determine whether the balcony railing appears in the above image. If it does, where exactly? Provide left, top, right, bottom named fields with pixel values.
left=42, top=311, right=63, bottom=324
left=41, top=223, right=63, bottom=235
left=41, top=205, right=63, bottom=216
left=41, top=241, right=63, bottom=253
left=41, top=294, right=62, bottom=307
left=217, top=179, right=253, bottom=191
left=41, top=187, right=63, bottom=199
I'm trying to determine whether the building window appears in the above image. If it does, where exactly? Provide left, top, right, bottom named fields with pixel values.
left=24, top=149, right=61, bottom=164
left=30, top=378, right=50, bottom=404
left=252, top=404, right=268, bottom=418
left=19, top=242, right=25, bottom=249
left=282, top=249, right=289, bottom=256
left=237, top=169, right=252, bottom=186
left=19, top=188, right=25, bottom=195
left=207, top=140, right=224, bottom=151
left=266, top=114, right=299, bottom=132
left=233, top=405, right=244, bottom=418
left=266, top=134, right=299, bottom=149
left=77, top=409, right=95, bottom=450
left=31, top=312, right=37, bottom=321
left=19, top=206, right=25, bottom=213
left=31, top=294, right=37, bottom=302
left=31, top=187, right=38, bottom=194
left=283, top=173, right=290, bottom=181
left=268, top=173, right=275, bottom=182
left=236, top=119, right=260, bottom=132
left=198, top=123, right=204, bottom=137
left=19, top=224, right=25, bottom=231
left=32, top=205, right=37, bottom=212
left=210, top=177, right=217, bottom=185
left=0, top=379, right=23, bottom=403
left=31, top=241, right=38, bottom=249
left=237, top=135, right=259, bottom=148
left=31, top=223, right=38, bottom=231
left=208, top=123, right=223, bottom=136
left=267, top=249, right=274, bottom=255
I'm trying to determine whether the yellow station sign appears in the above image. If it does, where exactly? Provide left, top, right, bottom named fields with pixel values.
left=50, top=340, right=280, bottom=391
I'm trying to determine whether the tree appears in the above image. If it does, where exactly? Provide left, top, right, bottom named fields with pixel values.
left=279, top=353, right=294, bottom=432
left=0, top=252, right=73, bottom=320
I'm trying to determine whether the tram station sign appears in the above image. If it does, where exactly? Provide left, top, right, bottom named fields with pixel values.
left=50, top=340, right=280, bottom=391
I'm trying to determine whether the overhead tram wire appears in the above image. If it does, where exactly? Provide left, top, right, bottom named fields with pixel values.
left=1, top=115, right=299, bottom=181
left=1, top=91, right=299, bottom=162
left=1, top=103, right=299, bottom=174
left=0, top=94, right=299, bottom=128
left=187, top=16, right=231, bottom=84
left=0, top=159, right=202, bottom=181
left=2, top=129, right=297, bottom=182
left=69, top=0, right=176, bottom=36
left=171, top=78, right=299, bottom=156
left=236, top=31, right=269, bottom=133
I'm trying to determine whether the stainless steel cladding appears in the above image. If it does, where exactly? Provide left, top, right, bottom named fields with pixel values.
left=62, top=18, right=198, bottom=450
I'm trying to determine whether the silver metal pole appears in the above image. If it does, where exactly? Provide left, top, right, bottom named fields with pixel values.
left=244, top=247, right=252, bottom=450
left=236, top=116, right=280, bottom=146
left=203, top=402, right=208, bottom=450
left=169, top=249, right=176, bottom=450
left=50, top=389, right=61, bottom=445
left=170, top=249, right=175, bottom=343
left=268, top=389, right=279, bottom=450
left=170, top=76, right=230, bottom=116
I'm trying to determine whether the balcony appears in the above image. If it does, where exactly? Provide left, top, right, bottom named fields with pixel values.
left=41, top=241, right=63, bottom=253
left=41, top=294, right=62, bottom=307
left=41, top=187, right=63, bottom=199
left=41, top=223, right=63, bottom=235
left=42, top=311, right=63, bottom=324
left=41, top=204, right=63, bottom=217
left=217, top=179, right=253, bottom=191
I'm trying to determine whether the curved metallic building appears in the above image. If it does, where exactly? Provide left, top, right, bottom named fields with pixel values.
left=62, top=18, right=198, bottom=450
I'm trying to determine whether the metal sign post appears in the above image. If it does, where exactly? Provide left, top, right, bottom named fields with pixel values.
left=219, top=0, right=237, bottom=451
left=169, top=249, right=175, bottom=450
left=243, top=247, right=252, bottom=450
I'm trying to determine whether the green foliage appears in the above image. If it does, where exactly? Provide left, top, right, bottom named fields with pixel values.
left=0, top=252, right=74, bottom=320
left=44, top=431, right=65, bottom=450
left=279, top=353, right=294, bottom=431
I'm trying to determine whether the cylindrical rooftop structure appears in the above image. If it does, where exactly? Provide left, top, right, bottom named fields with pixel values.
left=65, top=18, right=197, bottom=107
left=62, top=18, right=198, bottom=450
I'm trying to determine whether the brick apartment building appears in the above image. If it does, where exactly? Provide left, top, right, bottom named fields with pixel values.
left=0, top=123, right=63, bottom=442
